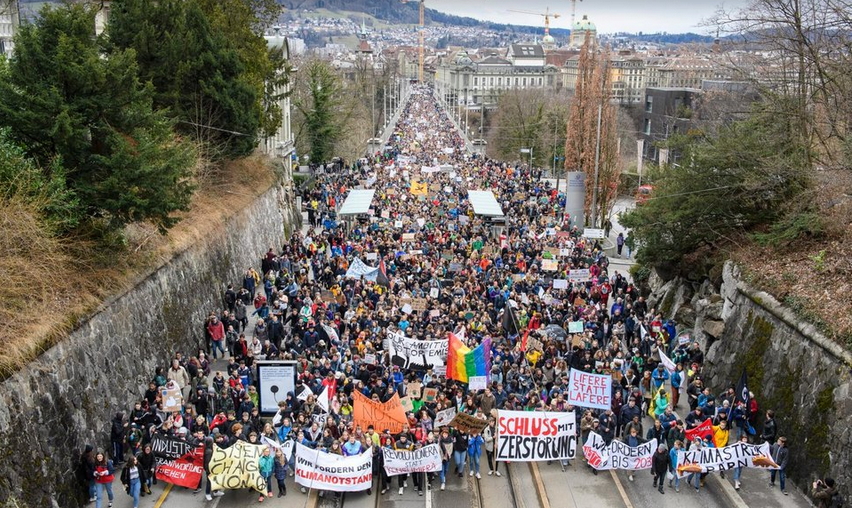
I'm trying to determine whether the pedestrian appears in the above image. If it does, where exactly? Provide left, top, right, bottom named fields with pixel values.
left=453, top=430, right=469, bottom=478
left=120, top=456, right=145, bottom=508
left=732, top=434, right=748, bottom=490
left=616, top=232, right=625, bottom=257
left=93, top=451, right=115, bottom=508
left=110, top=412, right=127, bottom=465
left=272, top=448, right=288, bottom=498
left=438, top=428, right=453, bottom=491
left=483, top=418, right=502, bottom=476
left=651, top=444, right=670, bottom=494
left=811, top=477, right=840, bottom=508
left=258, top=446, right=274, bottom=502
left=668, top=440, right=682, bottom=492
left=467, top=429, right=484, bottom=479
left=80, top=444, right=97, bottom=502
left=137, top=444, right=154, bottom=496
left=769, top=436, right=789, bottom=495
left=686, top=437, right=704, bottom=492
left=624, top=426, right=644, bottom=482
left=761, top=410, right=777, bottom=444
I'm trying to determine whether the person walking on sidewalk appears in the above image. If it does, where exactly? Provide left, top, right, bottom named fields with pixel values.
left=651, top=444, right=670, bottom=494
left=616, top=233, right=625, bottom=257
left=769, top=437, right=789, bottom=495
left=624, top=426, right=645, bottom=482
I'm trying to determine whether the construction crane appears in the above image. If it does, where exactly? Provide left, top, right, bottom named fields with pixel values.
left=401, top=0, right=425, bottom=82
left=508, top=7, right=561, bottom=40
left=570, top=0, right=583, bottom=30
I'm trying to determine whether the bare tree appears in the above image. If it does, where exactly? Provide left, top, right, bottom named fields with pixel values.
left=709, top=0, right=852, bottom=166
left=564, top=37, right=620, bottom=227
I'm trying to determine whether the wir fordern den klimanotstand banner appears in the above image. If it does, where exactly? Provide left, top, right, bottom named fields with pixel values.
left=496, top=410, right=576, bottom=461
left=295, top=442, right=373, bottom=492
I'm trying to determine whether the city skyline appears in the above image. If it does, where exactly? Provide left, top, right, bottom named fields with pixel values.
left=425, top=0, right=751, bottom=35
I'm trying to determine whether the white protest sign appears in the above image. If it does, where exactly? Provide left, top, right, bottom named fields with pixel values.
left=434, top=407, right=456, bottom=428
left=553, top=279, right=569, bottom=290
left=568, top=269, right=592, bottom=283
left=676, top=441, right=779, bottom=477
left=583, top=228, right=606, bottom=239
left=468, top=376, right=487, bottom=390
left=567, top=369, right=612, bottom=410
left=583, top=432, right=656, bottom=470
left=496, top=410, right=577, bottom=461
left=388, top=331, right=448, bottom=371
left=382, top=444, right=442, bottom=476
left=295, top=443, right=373, bottom=492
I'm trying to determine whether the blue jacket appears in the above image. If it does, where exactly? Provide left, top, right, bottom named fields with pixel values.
left=467, top=435, right=483, bottom=456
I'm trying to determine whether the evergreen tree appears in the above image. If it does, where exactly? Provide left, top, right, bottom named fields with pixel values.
left=108, top=0, right=264, bottom=159
left=0, top=4, right=194, bottom=233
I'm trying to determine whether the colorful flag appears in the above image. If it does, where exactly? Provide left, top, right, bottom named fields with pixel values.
left=447, top=333, right=491, bottom=384
left=685, top=418, right=713, bottom=442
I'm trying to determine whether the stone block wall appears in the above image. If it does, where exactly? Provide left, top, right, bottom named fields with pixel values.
left=648, top=261, right=852, bottom=502
left=0, top=181, right=299, bottom=507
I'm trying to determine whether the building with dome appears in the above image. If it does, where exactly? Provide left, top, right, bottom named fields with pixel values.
left=569, top=14, right=597, bottom=48
left=434, top=45, right=561, bottom=109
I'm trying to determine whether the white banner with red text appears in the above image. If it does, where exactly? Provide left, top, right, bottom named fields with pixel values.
left=496, top=410, right=576, bottom=462
left=582, top=432, right=657, bottom=470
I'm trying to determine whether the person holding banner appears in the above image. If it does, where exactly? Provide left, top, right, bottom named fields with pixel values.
left=651, top=444, right=670, bottom=495
left=258, top=446, right=274, bottom=502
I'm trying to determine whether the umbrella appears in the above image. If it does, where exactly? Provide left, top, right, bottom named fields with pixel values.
left=543, top=324, right=568, bottom=341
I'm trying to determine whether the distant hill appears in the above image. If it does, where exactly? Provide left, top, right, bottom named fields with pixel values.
left=281, top=0, right=570, bottom=36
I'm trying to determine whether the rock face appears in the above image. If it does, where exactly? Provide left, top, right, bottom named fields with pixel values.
left=648, top=261, right=852, bottom=501
left=0, top=181, right=299, bottom=508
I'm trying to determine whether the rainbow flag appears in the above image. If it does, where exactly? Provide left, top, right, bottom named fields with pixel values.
left=447, top=333, right=491, bottom=383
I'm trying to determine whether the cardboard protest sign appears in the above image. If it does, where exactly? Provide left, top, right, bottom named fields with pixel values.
left=407, top=382, right=422, bottom=399
left=383, top=444, right=442, bottom=476
left=388, top=331, right=448, bottom=371
left=676, top=441, right=779, bottom=477
left=160, top=381, right=183, bottom=412
left=295, top=443, right=373, bottom=492
left=434, top=407, right=457, bottom=427
left=400, top=396, right=415, bottom=413
left=583, top=432, right=656, bottom=470
left=208, top=441, right=267, bottom=493
left=423, top=388, right=438, bottom=403
left=541, top=259, right=558, bottom=271
left=410, top=298, right=428, bottom=311
left=567, top=370, right=612, bottom=410
left=402, top=233, right=416, bottom=242
left=152, top=435, right=205, bottom=488
left=496, top=410, right=577, bottom=461
left=449, top=412, right=488, bottom=434
left=352, top=391, right=408, bottom=433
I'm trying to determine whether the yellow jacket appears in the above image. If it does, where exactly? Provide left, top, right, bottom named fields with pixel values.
left=711, top=425, right=730, bottom=449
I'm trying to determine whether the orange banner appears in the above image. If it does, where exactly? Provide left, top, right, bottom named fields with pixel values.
left=352, top=391, right=408, bottom=433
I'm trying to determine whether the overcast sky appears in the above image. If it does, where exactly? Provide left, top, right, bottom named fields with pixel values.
left=426, top=0, right=751, bottom=34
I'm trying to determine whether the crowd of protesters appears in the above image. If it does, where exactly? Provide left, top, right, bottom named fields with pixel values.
left=79, top=85, right=841, bottom=507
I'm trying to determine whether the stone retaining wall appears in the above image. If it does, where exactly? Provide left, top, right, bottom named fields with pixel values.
left=0, top=180, right=300, bottom=507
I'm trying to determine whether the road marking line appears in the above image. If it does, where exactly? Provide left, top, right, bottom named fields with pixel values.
left=153, top=483, right=172, bottom=508
left=609, top=470, right=634, bottom=508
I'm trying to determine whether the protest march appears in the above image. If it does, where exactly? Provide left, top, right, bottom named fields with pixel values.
left=84, top=84, right=796, bottom=506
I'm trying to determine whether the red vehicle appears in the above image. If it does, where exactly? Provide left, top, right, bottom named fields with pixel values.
left=636, top=184, right=654, bottom=204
